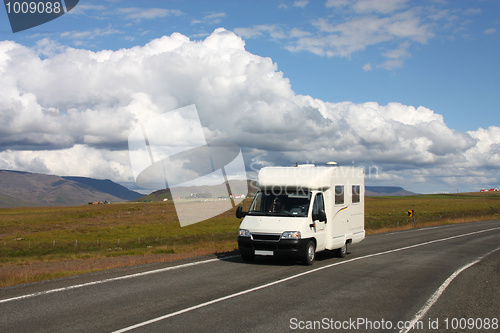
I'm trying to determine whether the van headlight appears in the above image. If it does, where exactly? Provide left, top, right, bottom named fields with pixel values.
left=239, top=229, right=251, bottom=237
left=281, top=231, right=301, bottom=239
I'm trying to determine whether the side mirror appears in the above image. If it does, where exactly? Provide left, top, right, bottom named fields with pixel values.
left=236, top=206, right=247, bottom=219
left=313, top=209, right=327, bottom=223
left=319, top=209, right=327, bottom=223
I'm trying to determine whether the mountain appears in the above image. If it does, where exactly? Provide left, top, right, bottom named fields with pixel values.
left=0, top=169, right=414, bottom=208
left=61, top=176, right=142, bottom=201
left=134, top=180, right=255, bottom=202
left=135, top=181, right=414, bottom=202
left=0, top=170, right=142, bottom=208
left=365, top=186, right=416, bottom=196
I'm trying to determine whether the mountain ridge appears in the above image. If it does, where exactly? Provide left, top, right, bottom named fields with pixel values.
left=0, top=170, right=142, bottom=208
left=365, top=186, right=416, bottom=196
left=135, top=182, right=416, bottom=202
left=0, top=170, right=416, bottom=208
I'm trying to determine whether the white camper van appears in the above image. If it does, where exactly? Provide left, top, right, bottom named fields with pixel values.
left=236, top=164, right=365, bottom=265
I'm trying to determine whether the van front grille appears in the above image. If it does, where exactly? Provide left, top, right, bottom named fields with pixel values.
left=252, top=233, right=281, bottom=242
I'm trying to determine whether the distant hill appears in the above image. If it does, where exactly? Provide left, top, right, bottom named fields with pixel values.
left=366, top=186, right=416, bottom=196
left=62, top=176, right=142, bottom=201
left=134, top=180, right=255, bottom=202
left=0, top=170, right=142, bottom=208
left=0, top=169, right=414, bottom=208
left=135, top=181, right=414, bottom=202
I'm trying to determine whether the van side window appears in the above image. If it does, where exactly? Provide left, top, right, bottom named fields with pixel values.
left=352, top=185, right=361, bottom=203
left=312, top=193, right=324, bottom=216
left=335, top=186, right=344, bottom=205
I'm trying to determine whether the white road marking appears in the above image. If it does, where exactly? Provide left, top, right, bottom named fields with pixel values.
left=0, top=257, right=228, bottom=304
left=399, top=246, right=500, bottom=333
left=113, top=226, right=500, bottom=332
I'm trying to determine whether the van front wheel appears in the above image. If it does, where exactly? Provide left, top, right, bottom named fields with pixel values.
left=240, top=249, right=255, bottom=262
left=303, top=240, right=316, bottom=265
left=241, top=252, right=255, bottom=262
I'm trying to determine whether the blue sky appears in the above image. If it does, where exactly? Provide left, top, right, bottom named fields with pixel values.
left=0, top=0, right=499, bottom=193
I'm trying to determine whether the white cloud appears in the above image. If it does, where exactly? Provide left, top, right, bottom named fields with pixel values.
left=465, top=127, right=500, bottom=168
left=326, top=0, right=409, bottom=14
left=0, top=29, right=498, bottom=193
left=293, top=0, right=309, bottom=9
left=204, top=12, right=226, bottom=21
left=288, top=9, right=433, bottom=60
left=235, top=25, right=286, bottom=40
left=383, top=41, right=410, bottom=59
left=192, top=12, right=227, bottom=25
left=66, top=4, right=107, bottom=16
left=289, top=28, right=312, bottom=38
left=59, top=27, right=123, bottom=46
left=0, top=145, right=132, bottom=182
left=376, top=41, right=410, bottom=69
left=352, top=0, right=408, bottom=14
left=463, top=8, right=481, bottom=16
left=242, top=0, right=477, bottom=70
left=233, top=27, right=263, bottom=39
left=119, top=8, right=183, bottom=21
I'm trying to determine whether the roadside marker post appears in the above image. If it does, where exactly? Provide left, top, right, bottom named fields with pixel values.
left=408, top=210, right=416, bottom=228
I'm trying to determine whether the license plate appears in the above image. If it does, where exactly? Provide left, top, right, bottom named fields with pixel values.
left=255, top=250, right=273, bottom=256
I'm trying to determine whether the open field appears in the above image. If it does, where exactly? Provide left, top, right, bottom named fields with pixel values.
left=1, top=192, right=499, bottom=287
left=365, top=192, right=500, bottom=230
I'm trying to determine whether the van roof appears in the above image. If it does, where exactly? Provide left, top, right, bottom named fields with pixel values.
left=257, top=166, right=364, bottom=190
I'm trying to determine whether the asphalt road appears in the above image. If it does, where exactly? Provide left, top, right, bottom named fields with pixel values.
left=1, top=220, right=499, bottom=333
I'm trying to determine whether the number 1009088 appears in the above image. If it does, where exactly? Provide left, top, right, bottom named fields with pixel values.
left=5, top=1, right=62, bottom=14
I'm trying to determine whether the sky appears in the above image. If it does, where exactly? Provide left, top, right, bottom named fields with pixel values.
left=0, top=0, right=499, bottom=194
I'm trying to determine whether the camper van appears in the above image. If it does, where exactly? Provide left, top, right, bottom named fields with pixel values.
left=236, top=164, right=365, bottom=265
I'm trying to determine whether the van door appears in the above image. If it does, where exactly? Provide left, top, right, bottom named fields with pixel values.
left=311, top=192, right=327, bottom=250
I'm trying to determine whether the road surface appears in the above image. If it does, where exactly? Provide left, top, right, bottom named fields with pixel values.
left=1, top=219, right=499, bottom=332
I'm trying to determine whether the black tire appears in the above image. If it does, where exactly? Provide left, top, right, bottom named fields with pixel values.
left=303, top=240, right=316, bottom=265
left=241, top=251, right=255, bottom=262
left=335, top=242, right=347, bottom=258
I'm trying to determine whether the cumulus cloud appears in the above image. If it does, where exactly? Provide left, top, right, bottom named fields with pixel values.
left=0, top=29, right=498, bottom=192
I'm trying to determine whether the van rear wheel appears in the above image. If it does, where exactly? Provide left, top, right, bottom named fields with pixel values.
left=303, top=240, right=316, bottom=265
left=335, top=242, right=347, bottom=258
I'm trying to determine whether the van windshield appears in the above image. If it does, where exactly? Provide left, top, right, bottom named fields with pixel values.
left=248, top=191, right=311, bottom=217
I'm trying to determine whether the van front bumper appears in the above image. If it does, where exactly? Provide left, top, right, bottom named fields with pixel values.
left=238, top=236, right=310, bottom=258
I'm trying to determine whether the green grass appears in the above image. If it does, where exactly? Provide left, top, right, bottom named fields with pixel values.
left=0, top=192, right=499, bottom=286
left=365, top=192, right=500, bottom=230
left=0, top=201, right=240, bottom=264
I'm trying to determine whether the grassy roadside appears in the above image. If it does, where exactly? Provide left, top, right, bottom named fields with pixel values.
left=365, top=192, right=500, bottom=231
left=1, top=192, right=499, bottom=287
